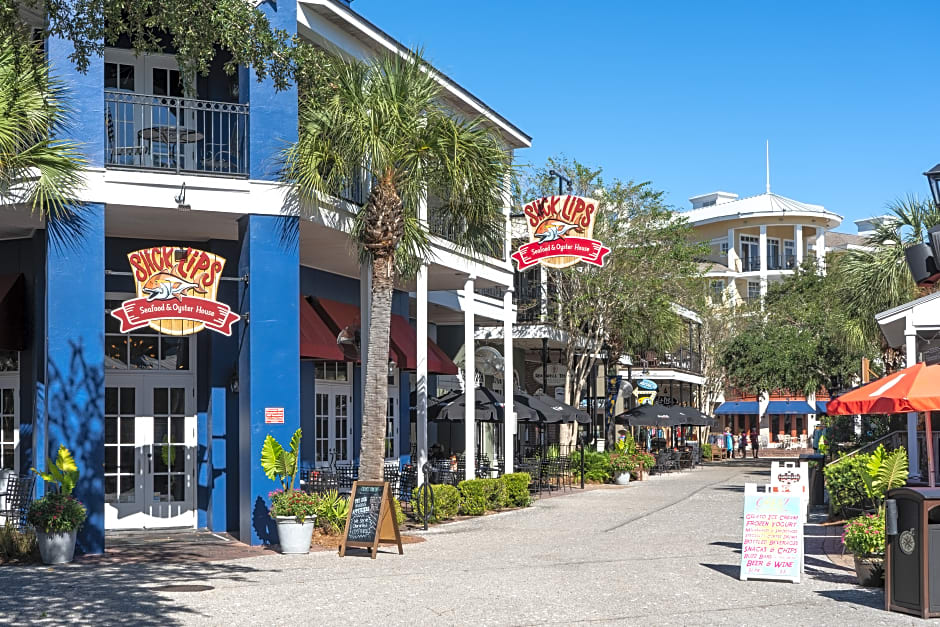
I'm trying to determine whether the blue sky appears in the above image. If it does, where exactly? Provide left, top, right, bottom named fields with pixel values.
left=354, top=0, right=940, bottom=231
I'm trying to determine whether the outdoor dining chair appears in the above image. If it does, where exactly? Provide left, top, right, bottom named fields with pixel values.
left=0, top=474, right=36, bottom=532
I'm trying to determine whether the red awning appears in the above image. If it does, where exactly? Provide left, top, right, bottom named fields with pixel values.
left=312, top=297, right=457, bottom=374
left=0, top=274, right=26, bottom=351
left=300, top=296, right=345, bottom=361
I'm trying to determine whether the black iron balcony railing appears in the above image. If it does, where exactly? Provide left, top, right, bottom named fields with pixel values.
left=740, top=254, right=797, bottom=272
left=428, top=207, right=505, bottom=259
left=105, top=91, right=249, bottom=177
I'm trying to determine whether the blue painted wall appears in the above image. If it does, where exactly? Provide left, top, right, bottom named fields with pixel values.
left=238, top=215, right=300, bottom=545
left=44, top=205, right=106, bottom=555
left=240, top=1, right=297, bottom=180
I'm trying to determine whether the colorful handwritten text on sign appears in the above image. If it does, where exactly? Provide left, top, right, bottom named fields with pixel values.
left=739, top=483, right=803, bottom=583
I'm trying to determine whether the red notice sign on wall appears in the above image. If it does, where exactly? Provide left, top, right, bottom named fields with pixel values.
left=264, top=407, right=285, bottom=424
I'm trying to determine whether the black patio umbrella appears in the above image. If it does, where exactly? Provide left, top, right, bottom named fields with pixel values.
left=432, top=387, right=539, bottom=423
left=676, top=409, right=716, bottom=427
left=614, top=403, right=688, bottom=428
left=513, top=390, right=591, bottom=424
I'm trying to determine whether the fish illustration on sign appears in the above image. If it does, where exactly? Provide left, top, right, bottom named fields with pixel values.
left=533, top=220, right=580, bottom=242
left=142, top=273, right=208, bottom=302
left=110, top=247, right=240, bottom=336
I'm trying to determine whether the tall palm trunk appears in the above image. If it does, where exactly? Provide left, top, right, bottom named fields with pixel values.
left=360, top=253, right=395, bottom=480
left=358, top=173, right=404, bottom=481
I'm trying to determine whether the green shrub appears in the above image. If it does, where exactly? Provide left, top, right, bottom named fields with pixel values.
left=501, top=472, right=531, bottom=507
left=842, top=511, right=886, bottom=556
left=411, top=484, right=460, bottom=523
left=313, top=489, right=349, bottom=534
left=27, top=493, right=87, bottom=533
left=571, top=450, right=613, bottom=483
left=702, top=443, right=712, bottom=459
left=0, top=526, right=38, bottom=564
left=824, top=454, right=871, bottom=514
left=392, top=497, right=405, bottom=526
left=458, top=479, right=487, bottom=515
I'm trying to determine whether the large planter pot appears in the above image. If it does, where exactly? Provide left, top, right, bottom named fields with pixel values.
left=852, top=555, right=884, bottom=587
left=36, top=530, right=77, bottom=565
left=614, top=472, right=631, bottom=485
left=275, top=516, right=316, bottom=554
left=638, top=470, right=650, bottom=481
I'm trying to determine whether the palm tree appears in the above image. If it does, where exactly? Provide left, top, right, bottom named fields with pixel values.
left=282, top=51, right=512, bottom=480
left=829, top=196, right=940, bottom=364
left=0, top=35, right=86, bottom=216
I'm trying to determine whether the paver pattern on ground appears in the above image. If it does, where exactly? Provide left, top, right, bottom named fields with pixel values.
left=0, top=461, right=925, bottom=625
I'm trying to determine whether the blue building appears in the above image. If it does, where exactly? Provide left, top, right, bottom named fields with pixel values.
left=0, top=0, right=529, bottom=552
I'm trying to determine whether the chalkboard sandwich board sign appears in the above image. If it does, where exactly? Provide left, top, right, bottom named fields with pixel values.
left=338, top=481, right=403, bottom=559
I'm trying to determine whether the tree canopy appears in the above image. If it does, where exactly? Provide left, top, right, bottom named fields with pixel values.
left=719, top=263, right=875, bottom=396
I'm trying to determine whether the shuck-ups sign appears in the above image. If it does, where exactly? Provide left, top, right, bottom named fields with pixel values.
left=512, top=195, right=610, bottom=270
left=111, top=247, right=241, bottom=336
left=740, top=483, right=804, bottom=583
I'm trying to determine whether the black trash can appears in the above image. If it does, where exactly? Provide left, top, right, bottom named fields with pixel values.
left=885, top=487, right=940, bottom=619
left=799, top=453, right=825, bottom=508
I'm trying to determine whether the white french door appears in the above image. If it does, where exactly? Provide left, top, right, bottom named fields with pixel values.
left=314, top=385, right=353, bottom=468
left=385, top=385, right=399, bottom=461
left=0, top=375, right=18, bottom=473
left=104, top=375, right=196, bottom=530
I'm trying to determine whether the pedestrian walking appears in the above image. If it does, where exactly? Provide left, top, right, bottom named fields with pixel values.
left=738, top=431, right=747, bottom=459
left=750, top=428, right=760, bottom=459
left=724, top=428, right=733, bottom=460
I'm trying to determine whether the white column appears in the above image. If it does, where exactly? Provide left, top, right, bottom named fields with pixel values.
left=906, top=319, right=921, bottom=481
left=464, top=276, right=476, bottom=481
left=794, top=224, right=804, bottom=266
left=503, top=287, right=515, bottom=474
left=759, top=225, right=768, bottom=296
left=816, top=230, right=826, bottom=272
left=726, top=227, right=736, bottom=271
left=416, top=196, right=429, bottom=485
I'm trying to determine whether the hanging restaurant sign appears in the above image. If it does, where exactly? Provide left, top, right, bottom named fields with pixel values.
left=511, top=195, right=610, bottom=270
left=111, top=247, right=240, bottom=336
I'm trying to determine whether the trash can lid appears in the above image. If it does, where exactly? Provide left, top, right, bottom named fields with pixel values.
left=887, top=486, right=940, bottom=501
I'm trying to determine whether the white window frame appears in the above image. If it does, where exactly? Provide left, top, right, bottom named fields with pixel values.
left=740, top=235, right=760, bottom=271
left=746, top=280, right=761, bottom=300
left=784, top=239, right=796, bottom=268
left=709, top=279, right=725, bottom=304
left=386, top=369, right=399, bottom=461
left=0, top=371, right=19, bottom=474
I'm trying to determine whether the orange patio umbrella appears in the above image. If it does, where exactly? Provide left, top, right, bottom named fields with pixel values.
left=827, top=361, right=940, bottom=487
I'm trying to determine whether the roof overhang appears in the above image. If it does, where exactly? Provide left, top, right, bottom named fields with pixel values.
left=876, top=291, right=940, bottom=348
left=297, top=0, right=532, bottom=150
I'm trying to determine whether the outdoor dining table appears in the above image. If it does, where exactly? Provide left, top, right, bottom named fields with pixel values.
left=138, top=125, right=204, bottom=169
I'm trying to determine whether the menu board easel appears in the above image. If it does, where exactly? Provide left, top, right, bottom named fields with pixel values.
left=338, top=480, right=403, bottom=559
left=740, top=483, right=803, bottom=583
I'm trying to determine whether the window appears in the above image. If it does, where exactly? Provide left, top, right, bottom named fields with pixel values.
left=709, top=280, right=725, bottom=304
left=767, top=238, right=781, bottom=270
left=0, top=385, right=16, bottom=471
left=0, top=350, right=18, bottom=372
left=315, top=361, right=349, bottom=381
left=720, top=241, right=730, bottom=254
left=784, top=240, right=796, bottom=268
left=105, top=301, right=190, bottom=370
left=104, top=62, right=136, bottom=91
left=740, top=235, right=759, bottom=271
left=385, top=397, right=396, bottom=459
left=746, top=280, right=761, bottom=301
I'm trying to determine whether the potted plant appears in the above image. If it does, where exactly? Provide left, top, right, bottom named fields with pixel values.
left=261, top=428, right=317, bottom=554
left=842, top=511, right=885, bottom=586
left=609, top=436, right=637, bottom=485
left=28, top=445, right=86, bottom=564
left=631, top=451, right=656, bottom=481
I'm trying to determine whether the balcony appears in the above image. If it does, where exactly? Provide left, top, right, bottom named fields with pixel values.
left=105, top=91, right=249, bottom=177
left=634, top=350, right=702, bottom=374
left=739, top=254, right=797, bottom=272
left=428, top=207, right=504, bottom=259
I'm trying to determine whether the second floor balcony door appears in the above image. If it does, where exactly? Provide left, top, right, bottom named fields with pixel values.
left=740, top=235, right=759, bottom=272
left=105, top=50, right=197, bottom=172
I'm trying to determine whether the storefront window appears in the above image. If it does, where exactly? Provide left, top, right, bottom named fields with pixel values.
left=105, top=300, right=190, bottom=370
left=0, top=386, right=15, bottom=470
left=0, top=350, right=18, bottom=372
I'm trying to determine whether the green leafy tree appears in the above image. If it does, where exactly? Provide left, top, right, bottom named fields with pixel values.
left=829, top=196, right=940, bottom=369
left=282, top=51, right=513, bottom=481
left=720, top=262, right=874, bottom=396
left=0, top=35, right=85, bottom=217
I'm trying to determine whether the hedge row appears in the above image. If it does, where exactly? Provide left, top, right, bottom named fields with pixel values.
left=411, top=472, right=531, bottom=522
